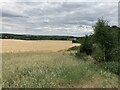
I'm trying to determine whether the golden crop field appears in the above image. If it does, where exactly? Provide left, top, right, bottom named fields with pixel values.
left=1, top=39, right=80, bottom=53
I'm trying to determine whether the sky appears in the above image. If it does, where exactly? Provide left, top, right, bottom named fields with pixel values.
left=0, top=0, right=119, bottom=37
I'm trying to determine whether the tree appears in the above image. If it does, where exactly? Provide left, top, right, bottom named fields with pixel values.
left=93, top=18, right=115, bottom=62
left=110, top=26, right=120, bottom=61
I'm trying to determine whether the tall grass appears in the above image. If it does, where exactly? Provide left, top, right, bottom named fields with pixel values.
left=2, top=52, right=118, bottom=88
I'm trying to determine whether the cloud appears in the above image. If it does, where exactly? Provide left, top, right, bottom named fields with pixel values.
left=1, top=2, right=118, bottom=36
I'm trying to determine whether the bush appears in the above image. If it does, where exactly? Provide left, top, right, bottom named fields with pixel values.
left=72, top=40, right=79, bottom=43
left=98, top=61, right=119, bottom=75
left=110, top=46, right=120, bottom=61
left=92, top=44, right=103, bottom=62
left=79, top=35, right=93, bottom=55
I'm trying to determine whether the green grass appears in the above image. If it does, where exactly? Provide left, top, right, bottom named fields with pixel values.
left=2, top=52, right=118, bottom=88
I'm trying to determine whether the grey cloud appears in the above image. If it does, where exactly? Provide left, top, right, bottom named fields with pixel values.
left=2, top=11, right=28, bottom=18
left=1, top=2, right=118, bottom=36
left=2, top=8, right=27, bottom=17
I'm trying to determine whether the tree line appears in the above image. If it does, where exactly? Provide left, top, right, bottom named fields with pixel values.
left=0, top=33, right=80, bottom=41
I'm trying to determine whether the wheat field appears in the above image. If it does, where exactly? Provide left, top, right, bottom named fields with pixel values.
left=1, top=39, right=80, bottom=53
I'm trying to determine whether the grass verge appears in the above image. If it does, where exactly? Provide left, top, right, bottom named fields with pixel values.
left=2, top=52, right=118, bottom=88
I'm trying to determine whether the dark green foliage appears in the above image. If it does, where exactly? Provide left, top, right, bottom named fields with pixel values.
left=93, top=19, right=108, bottom=44
left=80, top=35, right=93, bottom=55
left=93, top=18, right=119, bottom=62
left=110, top=46, right=120, bottom=61
left=92, top=44, right=103, bottom=62
left=98, top=61, right=119, bottom=75
left=93, top=19, right=109, bottom=61
left=76, top=18, right=119, bottom=64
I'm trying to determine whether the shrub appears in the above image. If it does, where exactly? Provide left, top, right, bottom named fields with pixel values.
left=98, top=61, right=119, bottom=75
left=72, top=40, right=79, bottom=43
left=79, top=35, right=93, bottom=55
left=110, top=46, right=120, bottom=61
left=92, top=44, right=103, bottom=63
